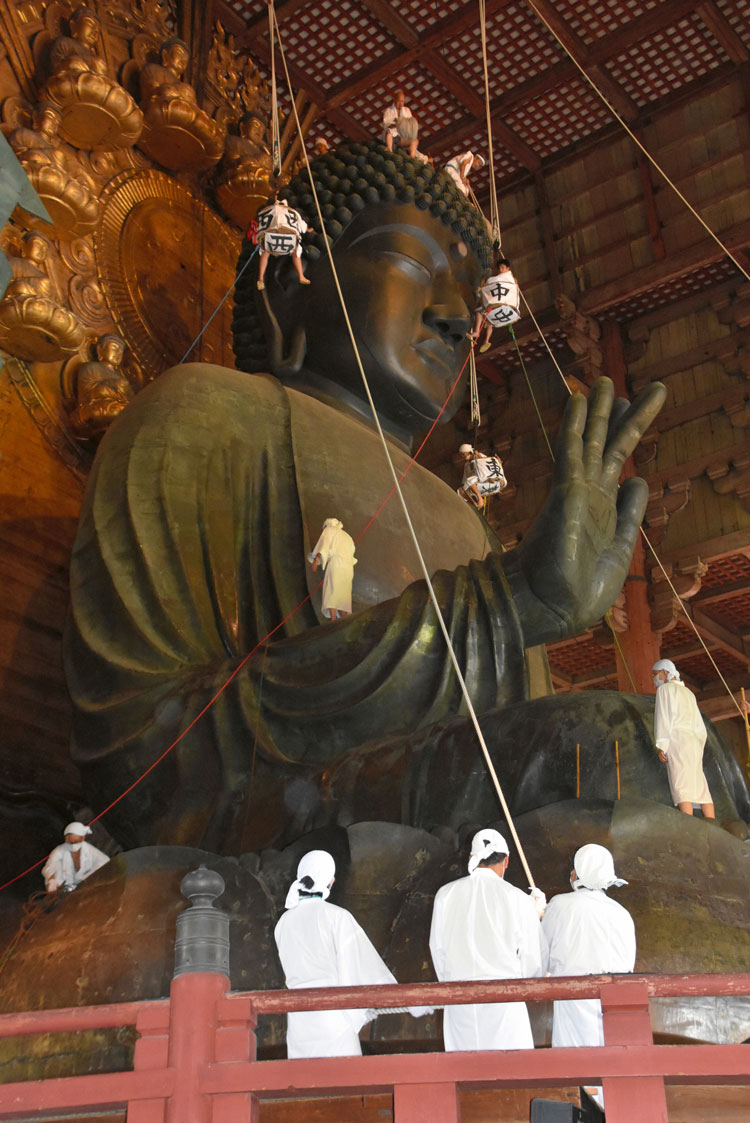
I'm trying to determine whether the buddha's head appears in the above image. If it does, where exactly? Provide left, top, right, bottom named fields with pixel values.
left=96, top=333, right=125, bottom=366
left=160, top=37, right=189, bottom=77
left=240, top=111, right=266, bottom=145
left=233, top=141, right=491, bottom=442
left=22, top=231, right=50, bottom=266
left=70, top=6, right=99, bottom=48
left=34, top=102, right=62, bottom=139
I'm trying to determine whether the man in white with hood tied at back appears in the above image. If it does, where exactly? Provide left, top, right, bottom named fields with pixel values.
left=274, top=850, right=429, bottom=1058
left=429, top=828, right=547, bottom=1052
left=652, top=657, right=715, bottom=819
left=308, top=518, right=357, bottom=620
left=42, top=821, right=110, bottom=893
left=542, top=843, right=636, bottom=1111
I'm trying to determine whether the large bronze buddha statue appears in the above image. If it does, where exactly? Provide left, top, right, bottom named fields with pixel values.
left=64, top=143, right=750, bottom=857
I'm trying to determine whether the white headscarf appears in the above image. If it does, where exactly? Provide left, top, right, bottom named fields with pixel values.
left=64, top=822, right=92, bottom=837
left=652, top=658, right=680, bottom=682
left=572, top=843, right=627, bottom=891
left=468, top=828, right=509, bottom=874
left=284, top=849, right=336, bottom=909
left=458, top=443, right=473, bottom=454
left=323, top=518, right=342, bottom=529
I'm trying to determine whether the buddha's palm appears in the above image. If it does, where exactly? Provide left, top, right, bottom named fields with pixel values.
left=505, top=377, right=666, bottom=647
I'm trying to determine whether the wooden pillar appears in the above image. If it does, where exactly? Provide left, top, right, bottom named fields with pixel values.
left=601, top=980, right=668, bottom=1123
left=602, top=321, right=661, bottom=692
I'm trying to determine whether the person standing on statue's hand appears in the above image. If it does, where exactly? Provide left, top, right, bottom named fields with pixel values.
left=274, top=850, right=430, bottom=1058
left=652, top=659, right=715, bottom=819
left=42, top=822, right=109, bottom=893
left=429, top=829, right=547, bottom=1052
left=542, top=843, right=636, bottom=1113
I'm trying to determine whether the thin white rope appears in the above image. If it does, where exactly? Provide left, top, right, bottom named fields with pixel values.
left=478, top=0, right=500, bottom=244
left=268, top=0, right=281, bottom=176
left=523, top=0, right=750, bottom=286
left=519, top=289, right=571, bottom=397
left=469, top=347, right=481, bottom=429
left=640, top=528, right=746, bottom=720
left=271, top=8, right=536, bottom=888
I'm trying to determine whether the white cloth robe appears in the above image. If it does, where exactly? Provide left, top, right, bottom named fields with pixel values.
left=542, top=887, right=636, bottom=1050
left=274, top=897, right=398, bottom=1058
left=382, top=102, right=413, bottom=141
left=42, top=841, right=110, bottom=891
left=654, top=679, right=712, bottom=805
left=443, top=152, right=476, bottom=196
left=429, top=868, right=547, bottom=1051
left=308, top=524, right=357, bottom=618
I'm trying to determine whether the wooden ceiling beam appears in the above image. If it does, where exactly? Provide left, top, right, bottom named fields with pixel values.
left=325, top=0, right=512, bottom=107
left=693, top=579, right=750, bottom=608
left=686, top=604, right=750, bottom=663
left=359, top=0, right=419, bottom=48
left=522, top=0, right=638, bottom=121
left=236, top=0, right=315, bottom=47
left=696, top=1, right=750, bottom=64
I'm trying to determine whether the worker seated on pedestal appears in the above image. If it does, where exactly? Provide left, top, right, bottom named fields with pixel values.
left=42, top=822, right=109, bottom=893
left=457, top=443, right=507, bottom=510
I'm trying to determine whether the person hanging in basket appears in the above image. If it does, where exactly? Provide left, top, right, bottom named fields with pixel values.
left=256, top=194, right=311, bottom=290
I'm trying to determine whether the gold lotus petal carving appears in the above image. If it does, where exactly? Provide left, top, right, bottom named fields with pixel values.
left=45, top=72, right=144, bottom=149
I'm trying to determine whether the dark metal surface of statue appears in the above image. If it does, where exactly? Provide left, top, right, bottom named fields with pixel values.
left=65, top=141, right=679, bottom=852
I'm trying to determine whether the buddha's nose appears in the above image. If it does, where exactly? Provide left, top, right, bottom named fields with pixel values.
left=423, top=303, right=470, bottom=346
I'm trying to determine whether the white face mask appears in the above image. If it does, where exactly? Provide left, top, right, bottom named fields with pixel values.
left=69, top=842, right=83, bottom=852
left=653, top=674, right=662, bottom=687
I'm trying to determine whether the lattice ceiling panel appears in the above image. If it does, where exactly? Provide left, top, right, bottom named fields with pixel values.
left=663, top=617, right=700, bottom=655
left=678, top=646, right=748, bottom=686
left=272, top=0, right=400, bottom=87
left=558, top=0, right=661, bottom=44
left=439, top=3, right=561, bottom=101
left=548, top=635, right=615, bottom=678
left=723, top=0, right=750, bottom=42
left=392, top=0, right=465, bottom=37
left=705, top=592, right=750, bottom=634
left=503, top=79, right=611, bottom=159
left=606, top=260, right=741, bottom=323
left=492, top=327, right=568, bottom=373
left=608, top=14, right=725, bottom=107
left=346, top=63, right=467, bottom=148
left=701, top=552, right=750, bottom=590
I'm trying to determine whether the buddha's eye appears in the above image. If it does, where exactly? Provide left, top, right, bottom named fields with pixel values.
left=381, top=250, right=432, bottom=282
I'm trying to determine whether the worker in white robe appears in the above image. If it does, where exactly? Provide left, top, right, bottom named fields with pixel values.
left=652, top=658, right=714, bottom=818
left=457, top=444, right=507, bottom=510
left=429, top=829, right=547, bottom=1052
left=382, top=89, right=417, bottom=156
left=255, top=197, right=311, bottom=290
left=542, top=843, right=636, bottom=1110
left=274, top=850, right=428, bottom=1058
left=443, top=151, right=485, bottom=196
left=308, top=518, right=357, bottom=619
left=42, top=821, right=110, bottom=893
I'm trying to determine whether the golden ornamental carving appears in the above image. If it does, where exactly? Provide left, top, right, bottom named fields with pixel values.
left=206, top=21, right=271, bottom=120
left=137, top=37, right=225, bottom=172
left=94, top=169, right=240, bottom=376
left=0, top=230, right=85, bottom=360
left=8, top=101, right=100, bottom=237
left=216, top=112, right=273, bottom=230
left=42, top=6, right=143, bottom=150
left=63, top=331, right=134, bottom=440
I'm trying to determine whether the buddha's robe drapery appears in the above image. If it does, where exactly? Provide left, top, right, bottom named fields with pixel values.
left=65, top=364, right=527, bottom=850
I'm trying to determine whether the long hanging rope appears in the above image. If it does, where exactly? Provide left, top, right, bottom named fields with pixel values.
left=271, top=7, right=537, bottom=889
left=468, top=347, right=481, bottom=430
left=268, top=0, right=282, bottom=176
left=522, top=0, right=750, bottom=286
left=178, top=246, right=258, bottom=365
left=478, top=0, right=500, bottom=244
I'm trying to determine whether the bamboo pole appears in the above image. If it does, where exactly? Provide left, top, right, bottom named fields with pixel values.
left=741, top=687, right=750, bottom=775
left=614, top=740, right=621, bottom=800
left=576, top=743, right=580, bottom=798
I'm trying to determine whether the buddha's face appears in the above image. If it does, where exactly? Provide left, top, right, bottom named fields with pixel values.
left=98, top=337, right=125, bottom=366
left=24, top=235, right=48, bottom=264
left=243, top=117, right=264, bottom=143
left=300, top=203, right=482, bottom=436
left=36, top=108, right=60, bottom=137
left=72, top=12, right=98, bottom=47
left=163, top=42, right=188, bottom=75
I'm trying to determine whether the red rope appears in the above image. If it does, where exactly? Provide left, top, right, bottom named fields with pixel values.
left=0, top=346, right=476, bottom=894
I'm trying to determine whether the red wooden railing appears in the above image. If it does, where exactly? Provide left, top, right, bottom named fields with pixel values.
left=0, top=971, right=748, bottom=1122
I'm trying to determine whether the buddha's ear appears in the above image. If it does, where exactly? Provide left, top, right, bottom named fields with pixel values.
left=256, top=257, right=307, bottom=377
